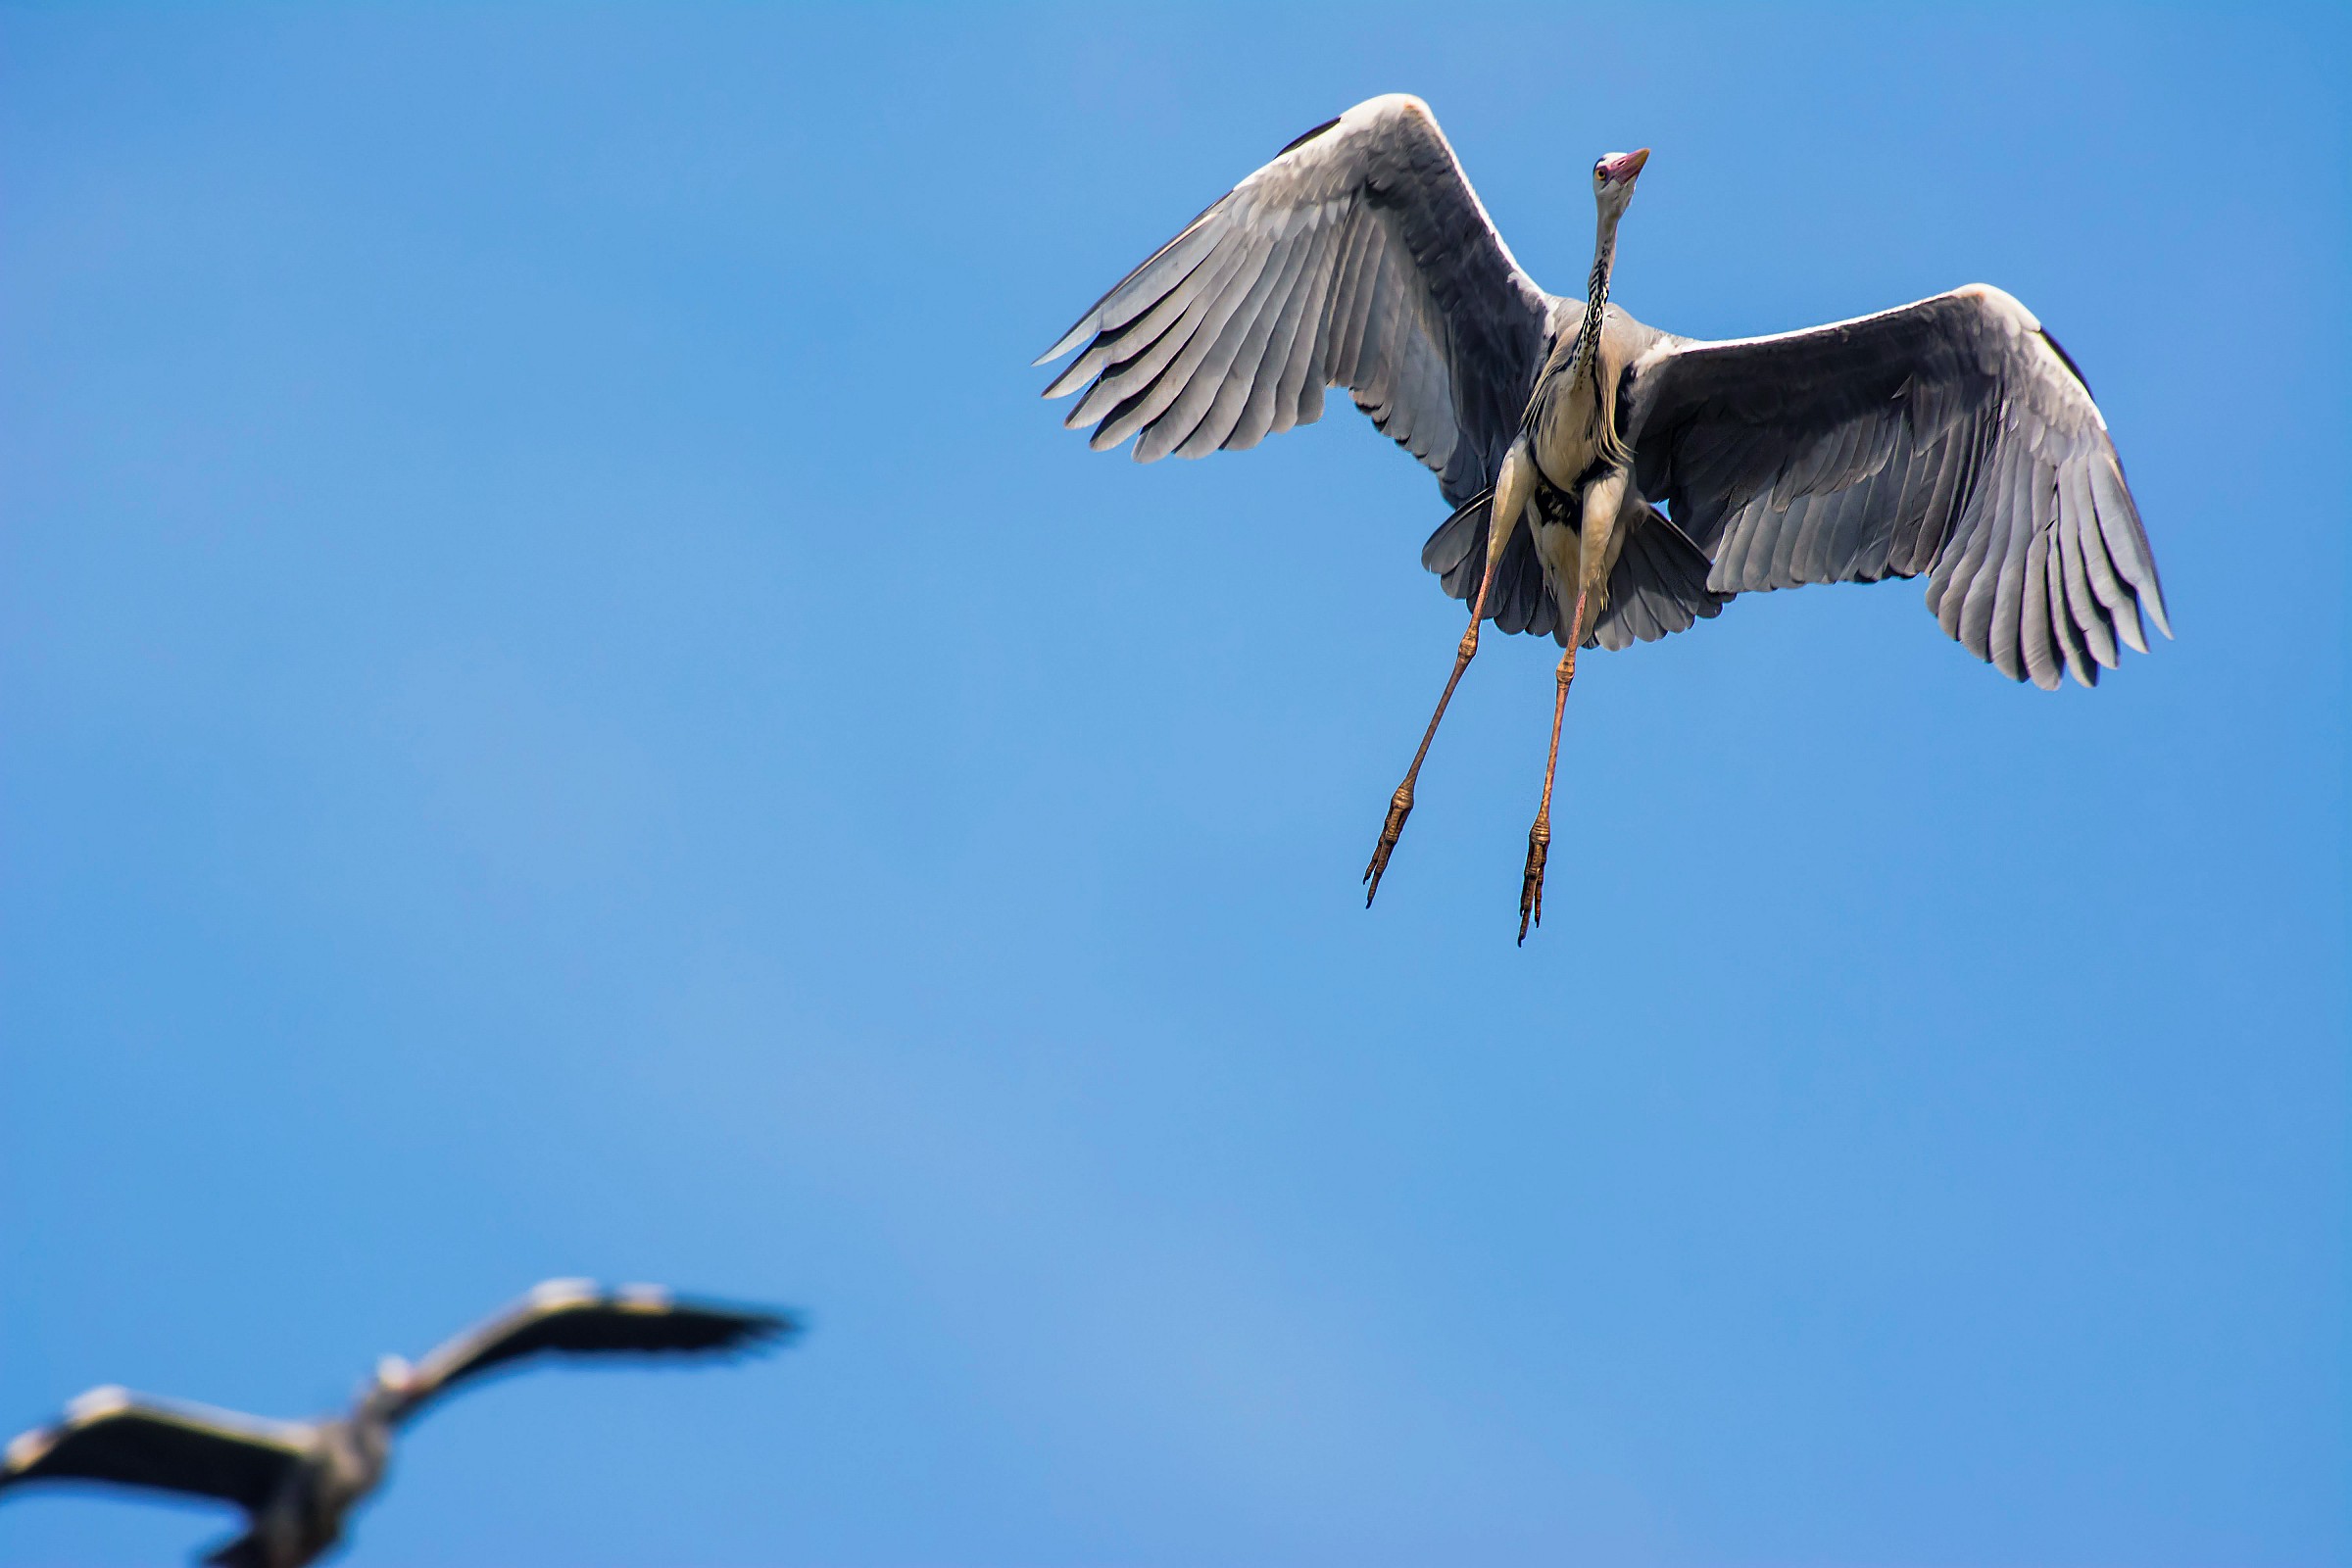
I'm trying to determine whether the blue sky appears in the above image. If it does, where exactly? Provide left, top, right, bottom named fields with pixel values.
left=1, top=5, right=2344, bottom=1565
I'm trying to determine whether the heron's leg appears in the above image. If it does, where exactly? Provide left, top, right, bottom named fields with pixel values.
left=1516, top=594, right=1585, bottom=944
left=1365, top=447, right=1537, bottom=906
left=1518, top=471, right=1624, bottom=944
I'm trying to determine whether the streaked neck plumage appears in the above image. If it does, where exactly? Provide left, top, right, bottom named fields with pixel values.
left=1572, top=199, right=1627, bottom=384
left=1569, top=196, right=1631, bottom=465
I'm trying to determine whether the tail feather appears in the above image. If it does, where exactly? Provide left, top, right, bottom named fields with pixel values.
left=1418, top=489, right=1558, bottom=640
left=1592, top=504, right=1732, bottom=651
left=1423, top=492, right=1727, bottom=651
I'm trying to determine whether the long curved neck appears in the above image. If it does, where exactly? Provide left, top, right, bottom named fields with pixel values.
left=1570, top=203, right=1625, bottom=383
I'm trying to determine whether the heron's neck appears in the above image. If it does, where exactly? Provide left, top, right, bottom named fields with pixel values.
left=1571, top=205, right=1624, bottom=382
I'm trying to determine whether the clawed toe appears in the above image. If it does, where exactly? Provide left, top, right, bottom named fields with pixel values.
left=1517, top=818, right=1550, bottom=945
left=1363, top=783, right=1415, bottom=906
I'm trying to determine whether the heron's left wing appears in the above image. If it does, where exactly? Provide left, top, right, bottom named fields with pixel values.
left=1624, top=285, right=2168, bottom=688
left=1039, top=94, right=1558, bottom=510
left=0, top=1387, right=315, bottom=1512
left=394, top=1281, right=797, bottom=1422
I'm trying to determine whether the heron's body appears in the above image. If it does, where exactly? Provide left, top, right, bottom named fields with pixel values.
left=1038, top=94, right=2167, bottom=937
left=0, top=1281, right=794, bottom=1567
left=1522, top=302, right=1662, bottom=638
left=215, top=1414, right=384, bottom=1568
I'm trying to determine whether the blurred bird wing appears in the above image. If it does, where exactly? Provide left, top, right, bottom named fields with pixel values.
left=1624, top=284, right=2168, bottom=688
left=0, top=1387, right=315, bottom=1512
left=1040, top=93, right=1559, bottom=508
left=397, top=1280, right=799, bottom=1419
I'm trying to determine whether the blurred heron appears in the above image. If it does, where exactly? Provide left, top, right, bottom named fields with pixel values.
left=1039, top=95, right=2167, bottom=940
left=0, top=1279, right=796, bottom=1567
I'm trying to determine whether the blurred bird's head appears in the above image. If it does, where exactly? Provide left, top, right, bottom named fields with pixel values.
left=363, top=1354, right=416, bottom=1410
left=1592, top=148, right=1649, bottom=217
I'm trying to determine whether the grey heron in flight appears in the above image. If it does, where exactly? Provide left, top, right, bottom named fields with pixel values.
left=1038, top=95, right=2168, bottom=941
left=0, top=1279, right=796, bottom=1567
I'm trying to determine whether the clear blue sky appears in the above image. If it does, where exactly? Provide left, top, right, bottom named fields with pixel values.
left=2, top=5, right=2344, bottom=1565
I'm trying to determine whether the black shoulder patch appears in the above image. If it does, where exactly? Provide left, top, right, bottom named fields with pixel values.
left=1276, top=116, right=1342, bottom=157
left=2036, top=327, right=2094, bottom=398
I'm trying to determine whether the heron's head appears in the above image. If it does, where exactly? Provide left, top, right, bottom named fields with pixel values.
left=368, top=1355, right=416, bottom=1403
left=1592, top=148, right=1649, bottom=216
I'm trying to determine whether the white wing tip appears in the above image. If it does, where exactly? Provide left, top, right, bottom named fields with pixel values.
left=528, top=1278, right=599, bottom=1310
left=65, top=1386, right=131, bottom=1424
left=4, top=1426, right=56, bottom=1472
left=1953, top=282, right=2040, bottom=331
left=1348, top=92, right=1431, bottom=122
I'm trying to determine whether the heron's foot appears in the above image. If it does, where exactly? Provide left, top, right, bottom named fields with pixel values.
left=1363, top=781, right=1415, bottom=906
left=1517, top=816, right=1550, bottom=945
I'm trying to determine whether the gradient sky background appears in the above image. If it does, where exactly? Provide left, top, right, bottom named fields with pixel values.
left=2, top=5, right=2346, bottom=1566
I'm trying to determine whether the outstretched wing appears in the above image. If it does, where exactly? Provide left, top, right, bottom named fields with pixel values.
left=396, top=1280, right=798, bottom=1421
left=0, top=1387, right=315, bottom=1513
left=1040, top=93, right=1559, bottom=508
left=1625, top=284, right=2168, bottom=688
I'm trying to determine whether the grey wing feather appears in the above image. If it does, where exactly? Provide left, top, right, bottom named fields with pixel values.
left=1041, top=94, right=1555, bottom=509
left=0, top=1388, right=315, bottom=1512
left=1626, top=285, right=2167, bottom=688
left=396, top=1280, right=798, bottom=1421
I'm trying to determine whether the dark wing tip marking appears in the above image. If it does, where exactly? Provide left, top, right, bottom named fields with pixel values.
left=671, top=1298, right=805, bottom=1352
left=2035, top=327, right=2094, bottom=398
left=1274, top=116, right=1343, bottom=158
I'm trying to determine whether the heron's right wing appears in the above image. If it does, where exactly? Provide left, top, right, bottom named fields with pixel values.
left=1039, top=94, right=1559, bottom=508
left=0, top=1387, right=314, bottom=1512
left=396, top=1280, right=797, bottom=1421
left=1625, top=285, right=2167, bottom=688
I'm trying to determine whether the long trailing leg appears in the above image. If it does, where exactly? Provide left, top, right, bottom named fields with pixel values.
left=1519, top=470, right=1625, bottom=944
left=1517, top=592, right=1584, bottom=944
left=1362, top=553, right=1500, bottom=905
left=1365, top=446, right=1537, bottom=906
